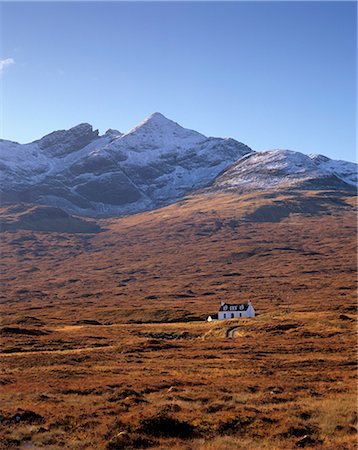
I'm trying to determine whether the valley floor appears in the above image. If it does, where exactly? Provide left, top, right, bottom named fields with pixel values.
left=0, top=190, right=357, bottom=449
left=0, top=315, right=356, bottom=449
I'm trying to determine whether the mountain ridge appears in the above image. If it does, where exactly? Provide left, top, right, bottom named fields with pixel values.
left=210, top=149, right=357, bottom=194
left=0, top=113, right=356, bottom=217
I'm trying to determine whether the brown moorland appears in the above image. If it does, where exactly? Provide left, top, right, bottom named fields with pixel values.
left=0, top=189, right=357, bottom=449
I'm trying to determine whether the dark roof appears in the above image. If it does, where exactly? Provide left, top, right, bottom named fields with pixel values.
left=219, top=303, right=250, bottom=312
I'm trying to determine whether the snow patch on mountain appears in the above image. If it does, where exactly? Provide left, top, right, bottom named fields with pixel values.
left=213, top=149, right=357, bottom=192
left=0, top=113, right=252, bottom=216
left=309, top=154, right=357, bottom=187
left=1, top=114, right=355, bottom=217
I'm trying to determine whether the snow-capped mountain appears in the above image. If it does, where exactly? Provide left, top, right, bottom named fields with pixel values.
left=1, top=113, right=356, bottom=217
left=212, top=149, right=357, bottom=192
left=0, top=113, right=252, bottom=216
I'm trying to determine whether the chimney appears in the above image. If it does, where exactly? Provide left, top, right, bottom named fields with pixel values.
left=221, top=301, right=225, bottom=306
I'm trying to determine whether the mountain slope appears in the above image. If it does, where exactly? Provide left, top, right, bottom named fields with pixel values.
left=1, top=115, right=356, bottom=218
left=0, top=204, right=101, bottom=233
left=1, top=188, right=355, bottom=319
left=0, top=188, right=356, bottom=450
left=0, top=113, right=252, bottom=216
left=211, top=149, right=357, bottom=193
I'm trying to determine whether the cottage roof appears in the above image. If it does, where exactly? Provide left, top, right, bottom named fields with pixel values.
left=219, top=302, right=250, bottom=312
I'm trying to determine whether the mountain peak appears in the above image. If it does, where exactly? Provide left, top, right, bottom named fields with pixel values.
left=127, top=112, right=180, bottom=132
left=122, top=112, right=206, bottom=144
left=146, top=112, right=169, bottom=122
left=104, top=128, right=123, bottom=138
left=1, top=113, right=356, bottom=218
left=36, top=123, right=99, bottom=157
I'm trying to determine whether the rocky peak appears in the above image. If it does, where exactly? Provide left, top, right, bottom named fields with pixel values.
left=309, top=154, right=330, bottom=164
left=104, top=128, right=122, bottom=138
left=120, top=112, right=206, bottom=150
left=36, top=123, right=99, bottom=157
left=124, top=112, right=181, bottom=134
left=144, top=111, right=169, bottom=123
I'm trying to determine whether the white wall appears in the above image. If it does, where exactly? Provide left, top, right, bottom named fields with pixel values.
left=218, top=304, right=255, bottom=320
left=246, top=304, right=255, bottom=317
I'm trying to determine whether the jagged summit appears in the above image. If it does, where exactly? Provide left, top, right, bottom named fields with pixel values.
left=35, top=123, right=99, bottom=157
left=104, top=128, right=123, bottom=138
left=37, top=122, right=94, bottom=141
left=134, top=112, right=184, bottom=128
left=0, top=114, right=355, bottom=218
left=0, top=113, right=252, bottom=216
left=121, top=112, right=205, bottom=146
left=144, top=111, right=172, bottom=123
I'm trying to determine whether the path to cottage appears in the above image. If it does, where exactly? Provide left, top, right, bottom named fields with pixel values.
left=226, top=326, right=240, bottom=338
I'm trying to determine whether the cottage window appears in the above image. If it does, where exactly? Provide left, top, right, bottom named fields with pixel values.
left=223, top=313, right=226, bottom=319
left=231, top=313, right=234, bottom=318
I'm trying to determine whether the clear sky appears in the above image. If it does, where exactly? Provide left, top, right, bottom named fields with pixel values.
left=1, top=1, right=357, bottom=161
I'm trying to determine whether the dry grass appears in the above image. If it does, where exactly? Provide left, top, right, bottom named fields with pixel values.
left=0, top=189, right=356, bottom=449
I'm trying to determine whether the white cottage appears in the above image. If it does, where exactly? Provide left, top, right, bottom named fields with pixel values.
left=216, top=301, right=255, bottom=320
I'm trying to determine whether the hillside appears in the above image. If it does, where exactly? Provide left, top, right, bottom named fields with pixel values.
left=1, top=188, right=356, bottom=322
left=0, top=113, right=357, bottom=448
left=0, top=187, right=356, bottom=448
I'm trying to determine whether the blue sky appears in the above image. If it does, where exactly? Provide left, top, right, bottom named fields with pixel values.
left=1, top=1, right=356, bottom=161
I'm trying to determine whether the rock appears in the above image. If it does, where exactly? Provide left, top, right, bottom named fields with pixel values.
left=295, top=434, right=320, bottom=447
left=1, top=114, right=356, bottom=218
left=37, top=123, right=99, bottom=156
left=0, top=113, right=252, bottom=217
left=167, top=386, right=179, bottom=393
left=11, top=410, right=45, bottom=424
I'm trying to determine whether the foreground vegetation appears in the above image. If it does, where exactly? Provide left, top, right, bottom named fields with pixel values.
left=0, top=313, right=356, bottom=449
left=1, top=190, right=356, bottom=448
